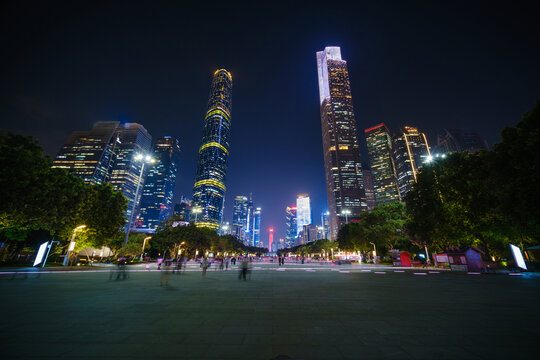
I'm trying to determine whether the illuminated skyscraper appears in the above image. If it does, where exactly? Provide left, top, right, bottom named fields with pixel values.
left=321, top=212, right=330, bottom=239
left=285, top=206, right=297, bottom=248
left=107, top=123, right=152, bottom=220
left=253, top=207, right=262, bottom=247
left=296, top=194, right=312, bottom=237
left=192, top=69, right=233, bottom=229
left=53, top=121, right=121, bottom=185
left=392, top=126, right=430, bottom=198
left=54, top=121, right=152, bottom=221
left=317, top=47, right=367, bottom=240
left=365, top=123, right=400, bottom=205
left=138, top=137, right=181, bottom=230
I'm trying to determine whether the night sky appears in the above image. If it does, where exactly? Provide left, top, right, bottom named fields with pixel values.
left=1, top=1, right=539, bottom=244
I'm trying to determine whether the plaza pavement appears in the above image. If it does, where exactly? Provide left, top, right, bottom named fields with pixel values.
left=1, top=262, right=539, bottom=360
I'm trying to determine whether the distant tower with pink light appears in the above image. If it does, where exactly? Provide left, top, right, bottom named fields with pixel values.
left=268, top=228, right=274, bottom=253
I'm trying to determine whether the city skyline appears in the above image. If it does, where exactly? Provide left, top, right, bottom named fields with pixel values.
left=2, top=2, right=539, bottom=240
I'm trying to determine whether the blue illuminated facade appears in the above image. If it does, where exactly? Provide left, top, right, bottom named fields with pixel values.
left=192, top=69, right=233, bottom=229
left=138, top=137, right=181, bottom=230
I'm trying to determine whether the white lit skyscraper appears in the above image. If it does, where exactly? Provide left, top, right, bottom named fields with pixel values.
left=296, top=194, right=311, bottom=237
left=317, top=47, right=367, bottom=240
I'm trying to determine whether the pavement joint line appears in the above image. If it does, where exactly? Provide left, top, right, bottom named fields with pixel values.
left=394, top=270, right=405, bottom=273
left=467, top=272, right=481, bottom=275
left=413, top=272, right=428, bottom=275
left=374, top=272, right=386, bottom=274
left=429, top=271, right=440, bottom=273
left=339, top=271, right=350, bottom=273
left=361, top=270, right=371, bottom=272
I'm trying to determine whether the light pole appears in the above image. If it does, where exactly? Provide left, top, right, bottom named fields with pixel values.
left=192, top=206, right=202, bottom=223
left=370, top=242, right=377, bottom=263
left=341, top=209, right=351, bottom=224
left=140, top=236, right=151, bottom=261
left=123, top=153, right=156, bottom=248
left=63, top=225, right=86, bottom=266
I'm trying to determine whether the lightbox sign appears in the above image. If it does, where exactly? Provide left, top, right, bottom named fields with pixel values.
left=33, top=242, right=49, bottom=266
left=510, top=244, right=527, bottom=270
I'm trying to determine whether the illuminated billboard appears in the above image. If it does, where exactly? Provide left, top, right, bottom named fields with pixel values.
left=510, top=244, right=527, bottom=270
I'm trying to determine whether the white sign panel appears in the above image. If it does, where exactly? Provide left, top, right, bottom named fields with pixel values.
left=33, top=242, right=48, bottom=266
left=510, top=244, right=527, bottom=270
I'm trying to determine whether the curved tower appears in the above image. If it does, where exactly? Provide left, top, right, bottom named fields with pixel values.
left=192, top=69, right=233, bottom=229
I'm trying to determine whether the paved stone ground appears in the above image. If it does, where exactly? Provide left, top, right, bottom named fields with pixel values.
left=1, top=264, right=539, bottom=359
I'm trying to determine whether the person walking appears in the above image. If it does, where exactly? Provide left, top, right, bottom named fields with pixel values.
left=239, top=258, right=249, bottom=281
left=202, top=257, right=209, bottom=277
left=225, top=257, right=230, bottom=270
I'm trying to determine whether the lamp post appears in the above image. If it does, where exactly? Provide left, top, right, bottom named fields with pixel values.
left=341, top=209, right=351, bottom=224
left=192, top=207, right=202, bottom=223
left=140, top=236, right=151, bottom=262
left=63, top=225, right=86, bottom=266
left=370, top=242, right=377, bottom=262
left=123, top=153, right=156, bottom=248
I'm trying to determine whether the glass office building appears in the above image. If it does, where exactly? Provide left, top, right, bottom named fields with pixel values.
left=392, top=126, right=430, bottom=198
left=138, top=137, right=181, bottom=230
left=365, top=123, right=400, bottom=205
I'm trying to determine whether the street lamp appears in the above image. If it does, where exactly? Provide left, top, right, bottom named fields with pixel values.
left=140, top=236, right=151, bottom=261
left=123, top=153, right=156, bottom=248
left=192, top=206, right=202, bottom=222
left=63, top=225, right=86, bottom=266
left=341, top=209, right=351, bottom=224
left=370, top=242, right=377, bottom=257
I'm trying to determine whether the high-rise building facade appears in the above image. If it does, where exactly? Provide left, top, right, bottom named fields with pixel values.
left=192, top=69, right=233, bottom=230
left=365, top=123, right=400, bottom=205
left=362, top=166, right=377, bottom=211
left=107, top=123, right=153, bottom=221
left=253, top=207, right=262, bottom=247
left=321, top=212, right=330, bottom=239
left=434, top=128, right=489, bottom=154
left=232, top=195, right=248, bottom=231
left=53, top=121, right=121, bottom=185
left=173, top=197, right=192, bottom=222
left=317, top=46, right=367, bottom=240
left=245, top=195, right=255, bottom=246
left=296, top=195, right=312, bottom=237
left=285, top=206, right=297, bottom=248
left=138, top=137, right=181, bottom=230
left=53, top=121, right=152, bottom=221
left=392, top=126, right=430, bottom=198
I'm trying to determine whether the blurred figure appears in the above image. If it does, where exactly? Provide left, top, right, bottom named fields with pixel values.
left=239, top=258, right=249, bottom=281
left=160, top=260, right=171, bottom=286
left=225, top=257, right=230, bottom=270
left=202, top=257, right=209, bottom=277
left=117, top=258, right=128, bottom=280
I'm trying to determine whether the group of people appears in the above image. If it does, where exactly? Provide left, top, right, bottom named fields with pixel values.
left=277, top=256, right=286, bottom=266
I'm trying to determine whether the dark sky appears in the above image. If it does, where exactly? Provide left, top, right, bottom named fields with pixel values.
left=1, top=0, right=539, bottom=244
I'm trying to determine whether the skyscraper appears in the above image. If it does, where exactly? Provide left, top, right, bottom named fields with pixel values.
left=365, top=123, right=400, bottom=205
left=107, top=123, right=153, bottom=221
left=53, top=121, right=152, bottom=221
left=362, top=166, right=377, bottom=211
left=53, top=121, right=121, bottom=185
left=392, top=126, right=430, bottom=198
left=317, top=46, right=367, bottom=240
left=285, top=206, right=297, bottom=248
left=138, top=137, right=181, bottom=230
left=253, top=207, right=262, bottom=247
left=435, top=128, right=489, bottom=154
left=173, top=197, right=192, bottom=222
left=245, top=194, right=255, bottom=246
left=232, top=195, right=248, bottom=227
left=321, top=212, right=330, bottom=239
left=296, top=194, right=312, bottom=237
left=192, top=69, right=233, bottom=229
